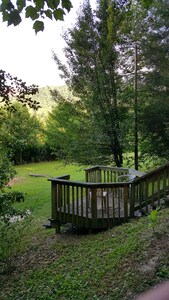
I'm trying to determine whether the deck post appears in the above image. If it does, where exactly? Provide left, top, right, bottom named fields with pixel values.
left=51, top=182, right=61, bottom=233
left=123, top=185, right=128, bottom=222
left=130, top=183, right=135, bottom=218
left=91, top=188, right=97, bottom=228
left=51, top=182, right=57, bottom=221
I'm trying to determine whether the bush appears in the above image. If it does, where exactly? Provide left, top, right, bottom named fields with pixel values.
left=0, top=191, right=25, bottom=221
left=0, top=215, right=32, bottom=274
left=0, top=150, right=16, bottom=190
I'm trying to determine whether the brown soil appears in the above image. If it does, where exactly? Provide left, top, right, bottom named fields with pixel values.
left=7, top=176, right=25, bottom=186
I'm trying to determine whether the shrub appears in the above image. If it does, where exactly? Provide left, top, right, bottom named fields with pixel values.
left=0, top=214, right=32, bottom=274
left=0, top=191, right=25, bottom=221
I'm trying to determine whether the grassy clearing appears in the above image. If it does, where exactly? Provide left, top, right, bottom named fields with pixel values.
left=1, top=161, right=169, bottom=299
left=11, top=161, right=85, bottom=217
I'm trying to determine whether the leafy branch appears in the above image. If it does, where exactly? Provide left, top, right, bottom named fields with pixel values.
left=0, top=0, right=73, bottom=33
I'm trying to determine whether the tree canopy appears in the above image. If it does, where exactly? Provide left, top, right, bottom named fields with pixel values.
left=0, top=0, right=157, bottom=33
left=0, top=103, right=43, bottom=164
left=53, top=0, right=134, bottom=166
left=51, top=0, right=169, bottom=167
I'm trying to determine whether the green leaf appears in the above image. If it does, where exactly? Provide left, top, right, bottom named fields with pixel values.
left=45, top=9, right=53, bottom=20
left=33, top=20, right=44, bottom=33
left=6, top=0, right=15, bottom=11
left=16, top=0, right=26, bottom=12
left=34, top=0, right=44, bottom=10
left=26, top=5, right=39, bottom=20
left=150, top=210, right=157, bottom=222
left=2, top=11, right=9, bottom=22
left=141, top=0, right=154, bottom=9
left=62, top=0, right=73, bottom=12
left=8, top=10, right=22, bottom=26
left=53, top=8, right=65, bottom=21
left=0, top=0, right=11, bottom=12
left=46, top=0, right=60, bottom=10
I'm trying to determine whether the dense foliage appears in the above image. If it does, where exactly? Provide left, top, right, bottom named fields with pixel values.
left=51, top=0, right=169, bottom=166
left=0, top=0, right=73, bottom=33
left=0, top=148, right=26, bottom=225
left=53, top=0, right=129, bottom=166
left=0, top=149, right=16, bottom=190
left=45, top=96, right=113, bottom=164
left=0, top=103, right=44, bottom=164
left=0, top=0, right=169, bottom=167
left=139, top=0, right=169, bottom=160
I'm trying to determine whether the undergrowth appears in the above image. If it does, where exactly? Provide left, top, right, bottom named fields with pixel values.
left=0, top=161, right=169, bottom=299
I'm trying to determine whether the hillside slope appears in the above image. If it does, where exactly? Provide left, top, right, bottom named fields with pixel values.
left=32, top=85, right=71, bottom=119
left=1, top=206, right=169, bottom=299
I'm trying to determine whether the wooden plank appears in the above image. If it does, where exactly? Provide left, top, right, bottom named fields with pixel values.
left=118, top=188, right=121, bottom=220
left=63, top=185, right=66, bottom=222
left=101, top=188, right=104, bottom=226
left=72, top=186, right=75, bottom=224
left=130, top=183, right=135, bottom=218
left=107, top=188, right=110, bottom=227
left=51, top=182, right=57, bottom=221
left=91, top=188, right=97, bottom=228
left=123, top=185, right=128, bottom=222
left=67, top=185, right=70, bottom=215
left=145, top=178, right=149, bottom=211
left=76, top=187, right=79, bottom=227
left=86, top=188, right=89, bottom=227
left=112, top=188, right=115, bottom=222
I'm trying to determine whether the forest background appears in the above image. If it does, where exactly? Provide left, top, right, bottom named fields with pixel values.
left=1, top=0, right=169, bottom=172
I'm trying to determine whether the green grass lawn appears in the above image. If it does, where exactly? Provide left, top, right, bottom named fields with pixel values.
left=1, top=161, right=169, bottom=300
left=12, top=161, right=86, bottom=217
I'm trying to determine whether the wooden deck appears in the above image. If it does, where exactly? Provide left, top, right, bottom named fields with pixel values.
left=58, top=193, right=128, bottom=219
left=48, top=164, right=169, bottom=232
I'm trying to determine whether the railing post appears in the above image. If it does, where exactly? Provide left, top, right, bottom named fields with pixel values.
left=58, top=184, right=62, bottom=207
left=85, top=171, right=89, bottom=182
left=97, top=169, right=102, bottom=182
left=130, top=183, right=135, bottom=218
left=123, top=185, right=128, bottom=222
left=51, top=182, right=57, bottom=220
left=51, top=181, right=60, bottom=233
left=91, top=188, right=97, bottom=228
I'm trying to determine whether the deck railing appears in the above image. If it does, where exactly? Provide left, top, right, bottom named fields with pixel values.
left=48, top=163, right=169, bottom=232
left=49, top=176, right=130, bottom=232
left=84, top=165, right=129, bottom=183
left=130, top=162, right=169, bottom=216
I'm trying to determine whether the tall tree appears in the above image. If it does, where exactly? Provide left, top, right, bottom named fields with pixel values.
left=53, top=0, right=132, bottom=167
left=45, top=95, right=112, bottom=164
left=52, top=0, right=168, bottom=167
left=138, top=0, right=169, bottom=161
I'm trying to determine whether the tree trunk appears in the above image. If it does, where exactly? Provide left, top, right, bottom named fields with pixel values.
left=134, top=43, right=138, bottom=170
left=110, top=131, right=123, bottom=167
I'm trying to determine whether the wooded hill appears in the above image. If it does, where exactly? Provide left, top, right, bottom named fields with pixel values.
left=32, top=85, right=71, bottom=119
